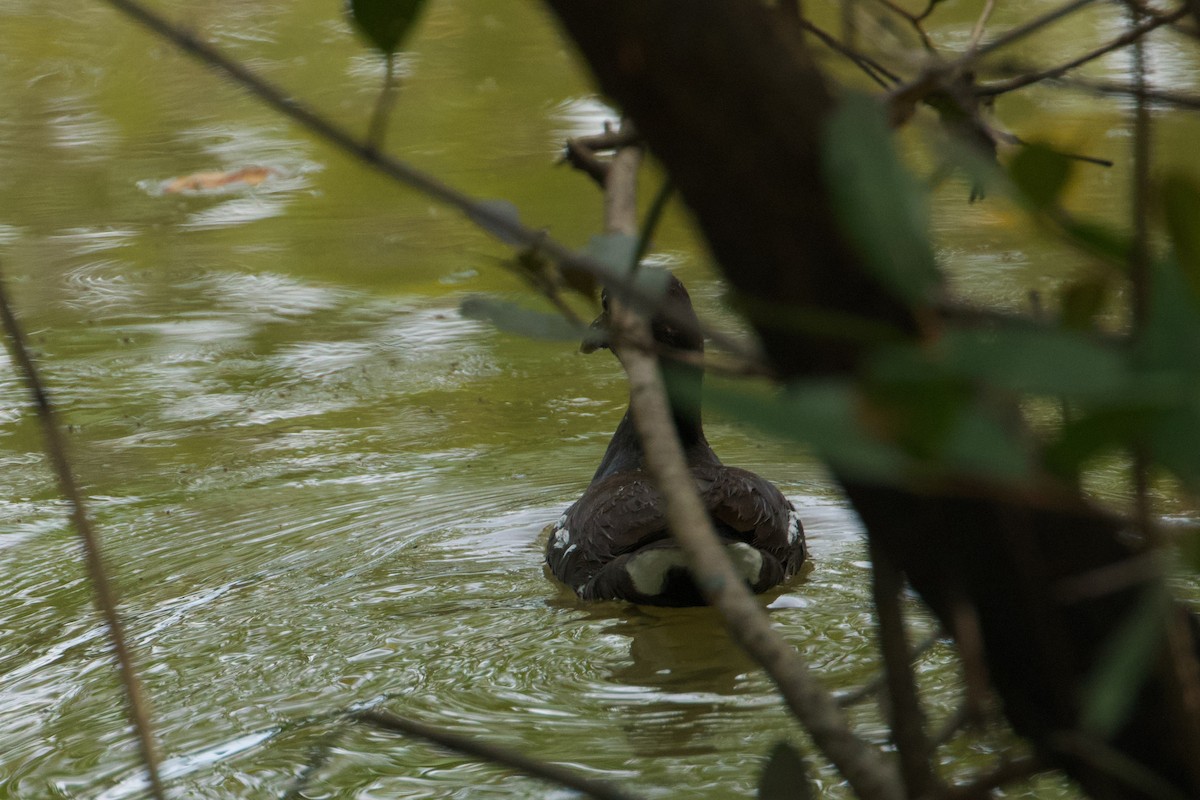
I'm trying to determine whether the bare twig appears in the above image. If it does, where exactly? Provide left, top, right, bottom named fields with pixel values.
left=618, top=332, right=903, bottom=800
left=633, top=179, right=674, bottom=268
left=949, top=595, right=990, bottom=727
left=940, top=754, right=1045, bottom=799
left=836, top=629, right=941, bottom=707
left=96, top=0, right=764, bottom=372
left=563, top=138, right=610, bottom=186
left=870, top=540, right=936, bottom=798
left=889, top=0, right=1098, bottom=108
left=968, top=0, right=1097, bottom=62
left=283, top=725, right=346, bottom=800
left=966, top=0, right=996, bottom=53
left=0, top=272, right=166, bottom=800
left=564, top=125, right=641, bottom=186
left=1051, top=732, right=1193, bottom=800
left=873, top=0, right=937, bottom=51
left=978, top=6, right=1188, bottom=96
left=1130, top=6, right=1152, bottom=332
left=591, top=133, right=903, bottom=800
left=1052, top=552, right=1162, bottom=604
left=1038, top=75, right=1200, bottom=109
left=998, top=131, right=1114, bottom=168
left=798, top=19, right=901, bottom=87
left=366, top=51, right=399, bottom=150
left=353, top=709, right=643, bottom=800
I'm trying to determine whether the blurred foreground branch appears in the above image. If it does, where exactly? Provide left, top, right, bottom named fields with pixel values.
left=588, top=135, right=903, bottom=800
left=0, top=271, right=166, bottom=800
left=97, top=0, right=762, bottom=369
left=353, top=709, right=642, bottom=800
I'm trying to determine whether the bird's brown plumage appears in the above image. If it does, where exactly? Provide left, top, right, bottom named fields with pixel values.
left=544, top=274, right=806, bottom=606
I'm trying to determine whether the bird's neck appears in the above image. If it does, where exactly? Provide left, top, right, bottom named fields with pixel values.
left=590, top=360, right=707, bottom=483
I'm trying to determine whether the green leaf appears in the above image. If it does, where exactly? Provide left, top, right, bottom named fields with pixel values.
left=348, top=0, right=427, bottom=54
left=705, top=378, right=910, bottom=482
left=1061, top=220, right=1131, bottom=267
left=864, top=343, right=970, bottom=458
left=937, top=327, right=1128, bottom=401
left=757, top=741, right=811, bottom=800
left=1137, top=259, right=1200, bottom=373
left=1009, top=142, right=1073, bottom=210
left=939, top=403, right=1031, bottom=480
left=584, top=232, right=639, bottom=277
left=1080, top=588, right=1169, bottom=738
left=1147, top=401, right=1200, bottom=490
left=865, top=343, right=1031, bottom=479
left=822, top=92, right=941, bottom=307
left=1162, top=175, right=1200, bottom=301
left=459, top=295, right=579, bottom=341
left=1044, top=408, right=1151, bottom=479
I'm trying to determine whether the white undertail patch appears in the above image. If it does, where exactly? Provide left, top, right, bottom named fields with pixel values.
left=727, top=542, right=765, bottom=583
left=625, top=542, right=764, bottom=597
left=626, top=549, right=690, bottom=596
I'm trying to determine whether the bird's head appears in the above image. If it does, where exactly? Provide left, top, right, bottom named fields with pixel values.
left=581, top=272, right=704, bottom=357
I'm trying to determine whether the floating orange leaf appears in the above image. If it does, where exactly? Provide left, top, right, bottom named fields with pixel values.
left=161, top=166, right=277, bottom=195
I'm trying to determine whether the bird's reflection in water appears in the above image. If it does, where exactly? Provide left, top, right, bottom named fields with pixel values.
left=598, top=604, right=781, bottom=757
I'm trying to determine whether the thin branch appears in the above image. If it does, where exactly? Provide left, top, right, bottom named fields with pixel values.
left=563, top=138, right=610, bottom=186
left=1130, top=15, right=1157, bottom=695
left=1000, top=131, right=1114, bottom=167
left=353, top=709, right=643, bottom=800
left=889, top=0, right=1098, bottom=108
left=618, top=331, right=903, bottom=800
left=0, top=271, right=166, bottom=800
left=966, top=0, right=996, bottom=53
left=633, top=179, right=674, bottom=267
left=1040, top=75, right=1200, bottom=109
left=1130, top=3, right=1152, bottom=334
left=594, top=137, right=903, bottom=800
left=563, top=126, right=641, bottom=187
left=798, top=19, right=902, bottom=87
left=366, top=51, right=399, bottom=150
left=949, top=594, right=990, bottom=728
left=283, top=724, right=346, bottom=800
left=836, top=629, right=941, bottom=707
left=978, top=6, right=1188, bottom=96
left=968, top=0, right=1097, bottom=62
left=870, top=540, right=937, bottom=798
left=1051, top=731, right=1194, bottom=800
left=872, top=0, right=937, bottom=51
left=939, top=754, right=1046, bottom=799
left=96, top=0, right=761, bottom=370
